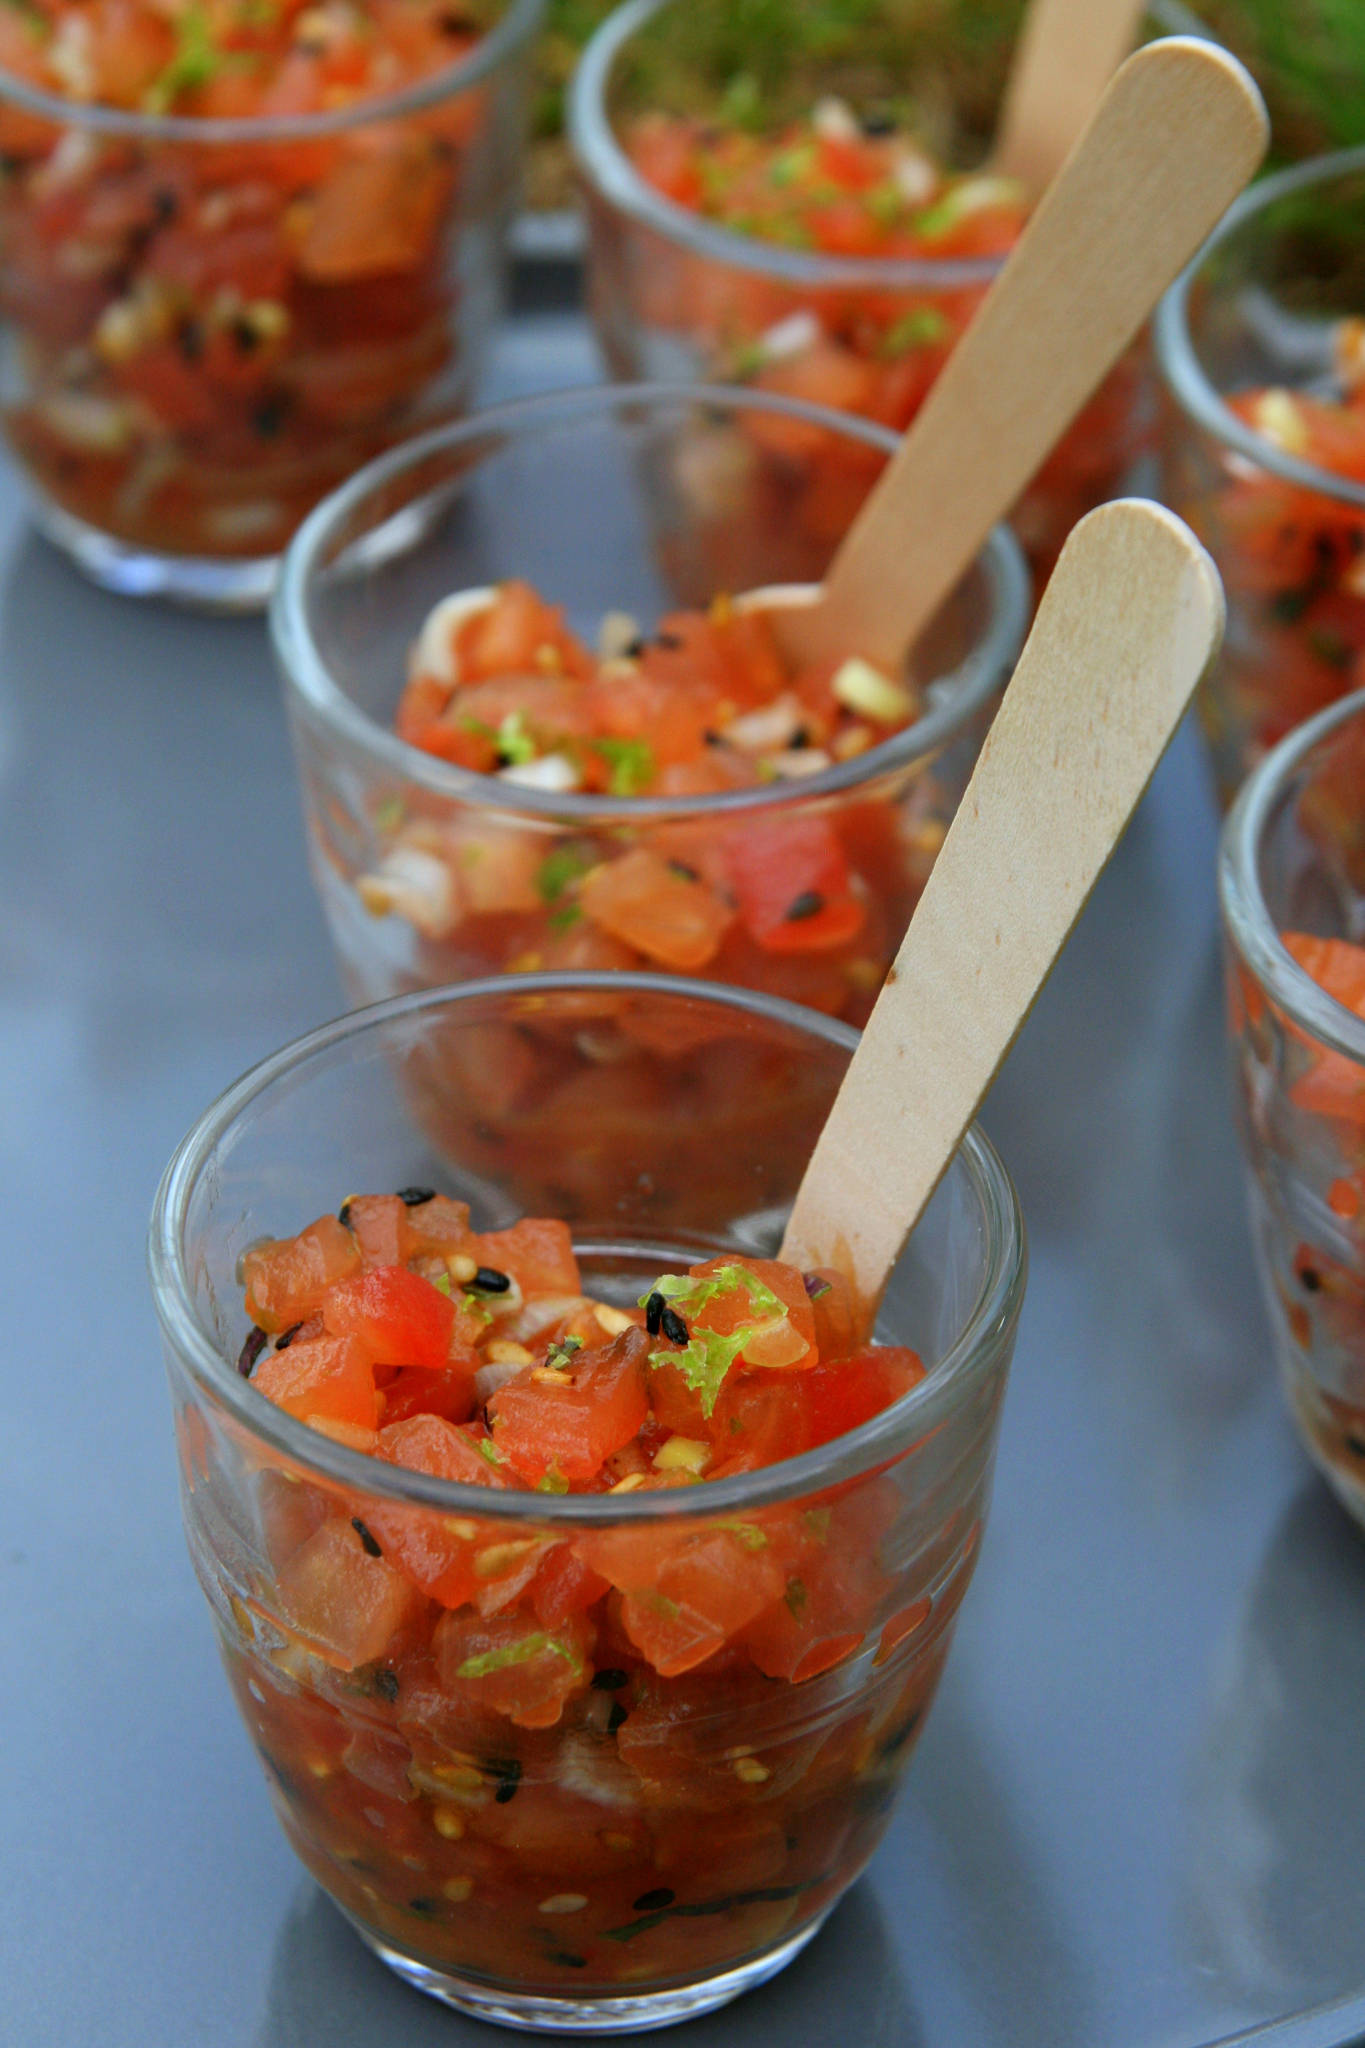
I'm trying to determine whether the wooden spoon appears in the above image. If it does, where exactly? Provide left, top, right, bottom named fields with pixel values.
left=778, top=499, right=1224, bottom=1306
left=992, top=0, right=1153, bottom=196
left=769, top=38, right=1266, bottom=677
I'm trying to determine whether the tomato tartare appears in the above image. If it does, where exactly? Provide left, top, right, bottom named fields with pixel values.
left=584, top=94, right=1151, bottom=583
left=1175, top=325, right=1365, bottom=799
left=0, top=0, right=517, bottom=564
left=349, top=575, right=958, bottom=1026
left=212, top=1186, right=969, bottom=1996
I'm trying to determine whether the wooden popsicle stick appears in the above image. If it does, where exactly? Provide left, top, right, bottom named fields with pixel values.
left=778, top=500, right=1225, bottom=1307
left=992, top=0, right=1152, bottom=195
left=770, top=39, right=1265, bottom=677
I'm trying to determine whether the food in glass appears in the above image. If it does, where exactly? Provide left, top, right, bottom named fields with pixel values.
left=570, top=0, right=1156, bottom=589
left=273, top=383, right=1027, bottom=1027
left=0, top=0, right=542, bottom=605
left=1158, top=149, right=1365, bottom=805
left=149, top=974, right=1025, bottom=2029
left=1222, top=684, right=1365, bottom=1525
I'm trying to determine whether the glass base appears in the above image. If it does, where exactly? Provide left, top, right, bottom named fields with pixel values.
left=347, top=1908, right=831, bottom=2034
left=32, top=497, right=277, bottom=612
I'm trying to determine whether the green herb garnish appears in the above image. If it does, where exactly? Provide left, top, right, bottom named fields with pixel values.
left=879, top=307, right=950, bottom=357
left=593, top=735, right=655, bottom=796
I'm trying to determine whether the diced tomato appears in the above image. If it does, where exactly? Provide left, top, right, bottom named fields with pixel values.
left=473, top=1218, right=580, bottom=1297
left=455, top=581, right=593, bottom=685
left=367, top=1414, right=505, bottom=1607
left=529, top=1543, right=612, bottom=1628
left=242, top=1215, right=361, bottom=1332
left=272, top=1516, right=426, bottom=1671
left=322, top=1263, right=456, bottom=1372
left=579, top=849, right=734, bottom=971
left=431, top=1609, right=594, bottom=1728
left=252, top=1333, right=379, bottom=1432
left=800, top=1347, right=924, bottom=1448
left=1282, top=933, right=1365, bottom=1127
left=490, top=1329, right=651, bottom=1484
left=726, top=816, right=867, bottom=953
left=581, top=1521, right=788, bottom=1676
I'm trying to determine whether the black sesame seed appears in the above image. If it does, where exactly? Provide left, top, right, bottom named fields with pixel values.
left=551, top=1951, right=587, bottom=1968
left=473, top=1266, right=512, bottom=1294
left=785, top=890, right=824, bottom=922
left=238, top=1326, right=268, bottom=1377
left=176, top=319, right=204, bottom=364
left=660, top=1306, right=689, bottom=1346
left=398, top=1186, right=436, bottom=1207
left=645, top=1291, right=665, bottom=1337
left=606, top=1701, right=628, bottom=1733
left=351, top=1518, right=383, bottom=1558
left=374, top=1668, right=400, bottom=1703
left=861, top=110, right=897, bottom=136
left=790, top=727, right=811, bottom=749
left=338, top=1201, right=353, bottom=1228
left=488, top=1756, right=522, bottom=1803
left=703, top=729, right=722, bottom=746
left=625, top=636, right=645, bottom=658
left=231, top=316, right=260, bottom=355
left=1348, top=1434, right=1365, bottom=1458
left=1300, top=1266, right=1322, bottom=1293
left=152, top=186, right=179, bottom=224
left=275, top=1321, right=304, bottom=1351
left=633, top=1887, right=675, bottom=1911
left=591, top=1668, right=629, bottom=1691
left=408, top=1897, right=441, bottom=1917
left=253, top=393, right=290, bottom=439
left=655, top=630, right=684, bottom=650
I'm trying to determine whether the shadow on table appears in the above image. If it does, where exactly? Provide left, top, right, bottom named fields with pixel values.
left=254, top=1879, right=922, bottom=2048
left=1182, top=1480, right=1365, bottom=2013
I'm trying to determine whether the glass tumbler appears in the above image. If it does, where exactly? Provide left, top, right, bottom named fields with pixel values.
left=148, top=971, right=1025, bottom=2031
left=569, top=0, right=1160, bottom=593
left=1222, top=686, right=1365, bottom=1524
left=1158, top=149, right=1365, bottom=805
left=271, top=381, right=1028, bottom=1027
left=0, top=0, right=542, bottom=608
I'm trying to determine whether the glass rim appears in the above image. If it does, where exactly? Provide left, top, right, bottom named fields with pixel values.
left=148, top=970, right=1027, bottom=1528
left=1155, top=145, right=1365, bottom=513
left=567, top=0, right=1008, bottom=291
left=270, top=380, right=1029, bottom=826
left=0, top=0, right=543, bottom=144
left=1220, top=684, right=1365, bottom=1068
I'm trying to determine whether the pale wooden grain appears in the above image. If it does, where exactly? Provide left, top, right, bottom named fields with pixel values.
left=769, top=39, right=1266, bottom=677
left=992, top=0, right=1152, bottom=195
left=778, top=501, right=1225, bottom=1305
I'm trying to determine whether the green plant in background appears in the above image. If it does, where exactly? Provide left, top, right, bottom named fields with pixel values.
left=529, top=0, right=1365, bottom=206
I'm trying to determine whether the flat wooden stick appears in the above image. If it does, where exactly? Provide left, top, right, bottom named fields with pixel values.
left=778, top=501, right=1225, bottom=1306
left=992, top=0, right=1152, bottom=195
left=771, top=39, right=1265, bottom=677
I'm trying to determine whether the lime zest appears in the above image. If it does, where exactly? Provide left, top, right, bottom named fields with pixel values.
left=496, top=710, right=537, bottom=767
left=145, top=3, right=221, bottom=112
left=879, top=307, right=950, bottom=358
left=456, top=1631, right=575, bottom=1680
left=650, top=1328, right=748, bottom=1417
left=592, top=735, right=655, bottom=796
left=536, top=846, right=594, bottom=904
left=536, top=1466, right=570, bottom=1495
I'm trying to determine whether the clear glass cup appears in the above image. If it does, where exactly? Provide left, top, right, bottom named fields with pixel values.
left=567, top=0, right=1159, bottom=593
left=0, top=0, right=542, bottom=610
left=147, top=971, right=1026, bottom=2032
left=1157, top=149, right=1365, bottom=806
left=271, top=381, right=1028, bottom=1026
left=1221, top=686, right=1365, bottom=1525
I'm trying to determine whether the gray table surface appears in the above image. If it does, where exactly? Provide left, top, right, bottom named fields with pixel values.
left=4, top=306, right=1365, bottom=2048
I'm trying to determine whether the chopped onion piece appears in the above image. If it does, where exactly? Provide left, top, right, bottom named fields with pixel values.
left=831, top=658, right=916, bottom=724
left=499, top=754, right=582, bottom=793
left=356, top=847, right=459, bottom=937
left=411, top=587, right=496, bottom=687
